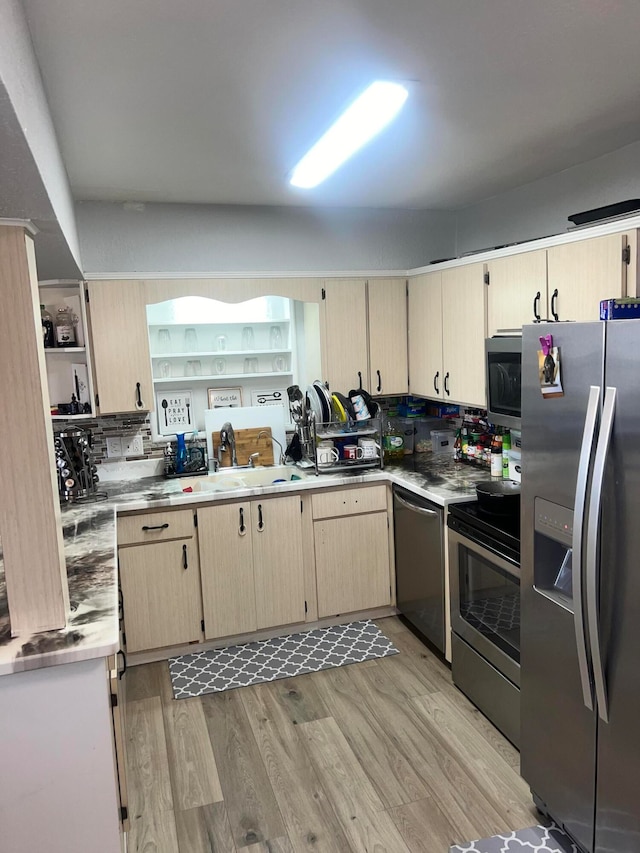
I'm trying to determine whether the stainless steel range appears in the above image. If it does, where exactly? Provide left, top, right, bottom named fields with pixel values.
left=448, top=499, right=521, bottom=746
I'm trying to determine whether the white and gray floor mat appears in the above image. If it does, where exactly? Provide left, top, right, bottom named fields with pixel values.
left=450, top=822, right=580, bottom=853
left=169, top=619, right=399, bottom=699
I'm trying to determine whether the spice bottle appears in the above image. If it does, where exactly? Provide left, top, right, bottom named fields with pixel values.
left=502, top=430, right=511, bottom=479
left=491, top=434, right=503, bottom=477
left=41, top=305, right=55, bottom=348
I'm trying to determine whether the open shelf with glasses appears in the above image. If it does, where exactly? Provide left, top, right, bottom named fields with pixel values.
left=154, top=371, right=293, bottom=383
left=312, top=417, right=384, bottom=475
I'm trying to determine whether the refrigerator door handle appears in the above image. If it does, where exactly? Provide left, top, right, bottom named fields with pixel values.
left=572, top=384, right=601, bottom=711
left=586, top=385, right=616, bottom=724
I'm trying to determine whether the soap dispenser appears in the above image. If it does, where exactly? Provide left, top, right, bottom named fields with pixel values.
left=175, top=432, right=188, bottom=474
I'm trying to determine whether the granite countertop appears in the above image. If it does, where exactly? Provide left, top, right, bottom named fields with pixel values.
left=0, top=454, right=489, bottom=676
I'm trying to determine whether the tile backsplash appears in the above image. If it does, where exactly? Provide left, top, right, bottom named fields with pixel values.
left=53, top=414, right=163, bottom=464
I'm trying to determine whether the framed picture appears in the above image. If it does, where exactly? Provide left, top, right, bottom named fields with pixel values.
left=208, top=387, right=243, bottom=409
left=155, top=390, right=194, bottom=436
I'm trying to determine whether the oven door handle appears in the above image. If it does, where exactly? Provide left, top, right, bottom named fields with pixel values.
left=448, top=527, right=520, bottom=580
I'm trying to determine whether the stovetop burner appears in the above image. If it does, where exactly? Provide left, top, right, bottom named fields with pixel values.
left=448, top=499, right=520, bottom=564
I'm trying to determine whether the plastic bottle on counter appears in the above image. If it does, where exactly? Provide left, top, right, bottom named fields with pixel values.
left=454, top=429, right=462, bottom=462
left=491, top=433, right=503, bottom=477
left=383, top=419, right=405, bottom=464
left=502, top=430, right=511, bottom=479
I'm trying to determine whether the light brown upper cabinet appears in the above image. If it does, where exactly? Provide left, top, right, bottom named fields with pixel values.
left=547, top=232, right=637, bottom=323
left=367, top=278, right=409, bottom=396
left=321, top=278, right=408, bottom=396
left=409, top=265, right=487, bottom=408
left=487, top=249, right=548, bottom=336
left=321, top=279, right=370, bottom=394
left=441, top=263, right=487, bottom=408
left=86, top=280, right=154, bottom=414
left=408, top=272, right=443, bottom=399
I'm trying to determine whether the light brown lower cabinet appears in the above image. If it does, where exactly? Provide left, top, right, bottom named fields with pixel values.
left=314, top=511, right=391, bottom=618
left=108, top=654, right=130, bottom=838
left=198, top=494, right=306, bottom=640
left=118, top=537, right=203, bottom=652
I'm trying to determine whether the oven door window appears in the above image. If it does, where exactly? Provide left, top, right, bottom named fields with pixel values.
left=459, top=544, right=520, bottom=662
left=487, top=351, right=521, bottom=418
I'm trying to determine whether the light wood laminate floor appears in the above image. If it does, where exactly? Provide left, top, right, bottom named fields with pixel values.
left=125, top=617, right=537, bottom=852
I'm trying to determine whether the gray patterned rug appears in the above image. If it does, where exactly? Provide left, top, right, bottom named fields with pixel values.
left=450, top=822, right=579, bottom=852
left=169, top=619, right=399, bottom=699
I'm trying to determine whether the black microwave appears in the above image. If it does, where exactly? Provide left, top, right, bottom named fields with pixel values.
left=485, top=336, right=522, bottom=429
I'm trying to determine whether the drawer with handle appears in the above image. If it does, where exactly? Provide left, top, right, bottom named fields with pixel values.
left=118, top=508, right=195, bottom=546
left=311, top=485, right=387, bottom=520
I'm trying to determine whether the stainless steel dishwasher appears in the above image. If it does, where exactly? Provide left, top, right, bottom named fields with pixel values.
left=393, top=486, right=445, bottom=654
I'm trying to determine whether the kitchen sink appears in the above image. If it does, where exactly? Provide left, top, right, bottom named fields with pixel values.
left=181, top=465, right=308, bottom=493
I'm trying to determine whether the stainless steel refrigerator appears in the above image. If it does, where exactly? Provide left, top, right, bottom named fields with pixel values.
left=521, top=320, right=640, bottom=853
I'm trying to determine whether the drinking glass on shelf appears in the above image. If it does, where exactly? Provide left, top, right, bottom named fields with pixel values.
left=243, top=357, right=259, bottom=374
left=157, top=360, right=172, bottom=379
left=269, top=325, right=283, bottom=349
left=241, top=326, right=255, bottom=350
left=184, top=327, right=198, bottom=351
left=214, top=358, right=226, bottom=375
left=272, top=355, right=286, bottom=372
left=157, top=328, right=171, bottom=352
left=185, top=360, right=202, bottom=377
left=215, top=334, right=227, bottom=352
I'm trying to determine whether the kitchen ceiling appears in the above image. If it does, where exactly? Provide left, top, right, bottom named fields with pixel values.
left=22, top=0, right=640, bottom=210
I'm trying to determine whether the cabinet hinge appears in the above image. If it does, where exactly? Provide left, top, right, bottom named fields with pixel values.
left=623, top=245, right=631, bottom=265
left=95, top=393, right=100, bottom=408
left=111, top=692, right=118, bottom=708
left=120, top=806, right=128, bottom=823
left=484, top=272, right=490, bottom=285
left=300, top=499, right=303, bottom=513
left=201, top=619, right=205, bottom=632
left=304, top=600, right=308, bottom=614
left=122, top=631, right=126, bottom=646
left=321, top=287, right=326, bottom=300
left=85, top=288, right=90, bottom=304
left=194, top=513, right=198, bottom=528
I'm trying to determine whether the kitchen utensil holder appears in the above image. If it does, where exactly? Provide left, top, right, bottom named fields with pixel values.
left=311, top=416, right=384, bottom=475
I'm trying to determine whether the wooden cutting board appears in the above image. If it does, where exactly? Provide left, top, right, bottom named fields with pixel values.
left=212, top=427, right=274, bottom=468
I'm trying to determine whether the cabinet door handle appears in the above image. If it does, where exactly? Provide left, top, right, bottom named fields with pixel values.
left=357, top=370, right=363, bottom=390
left=257, top=503, right=264, bottom=532
left=376, top=370, right=382, bottom=393
left=117, top=649, right=127, bottom=680
left=142, top=523, right=169, bottom=531
left=118, top=587, right=124, bottom=622
left=135, top=382, right=144, bottom=409
left=182, top=544, right=188, bottom=570
left=551, top=288, right=559, bottom=321
left=444, top=372, right=450, bottom=396
left=533, top=291, right=541, bottom=321
left=239, top=507, right=246, bottom=535
left=433, top=371, right=440, bottom=394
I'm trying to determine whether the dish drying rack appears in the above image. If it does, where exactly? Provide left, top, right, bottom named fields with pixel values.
left=312, top=416, right=384, bottom=475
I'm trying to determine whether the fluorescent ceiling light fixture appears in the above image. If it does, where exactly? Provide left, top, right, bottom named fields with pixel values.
left=290, top=81, right=409, bottom=189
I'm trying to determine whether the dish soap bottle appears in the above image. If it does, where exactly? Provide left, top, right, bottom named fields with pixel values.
left=175, top=432, right=188, bottom=474
left=383, top=419, right=404, bottom=464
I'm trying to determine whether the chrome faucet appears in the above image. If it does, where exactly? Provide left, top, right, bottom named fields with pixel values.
left=219, top=422, right=238, bottom=467
left=258, top=430, right=285, bottom=465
